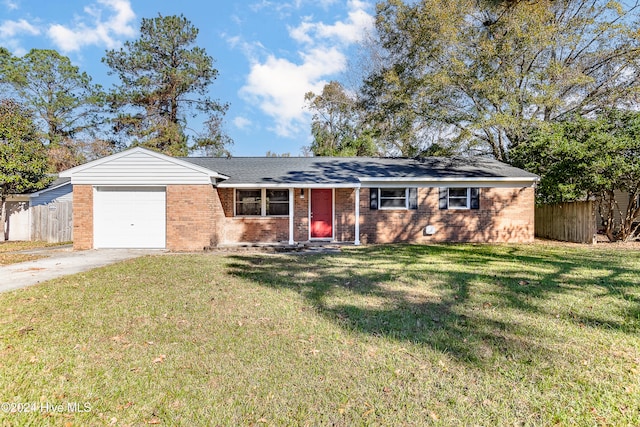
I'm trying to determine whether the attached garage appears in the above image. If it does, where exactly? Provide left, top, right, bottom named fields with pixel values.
left=94, top=187, right=166, bottom=248
left=59, top=148, right=228, bottom=250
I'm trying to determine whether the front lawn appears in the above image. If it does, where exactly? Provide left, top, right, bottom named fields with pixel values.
left=0, top=244, right=638, bottom=425
left=0, top=241, right=70, bottom=265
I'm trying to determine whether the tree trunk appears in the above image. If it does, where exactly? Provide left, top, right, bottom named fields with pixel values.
left=621, top=191, right=640, bottom=242
left=603, top=190, right=617, bottom=242
left=0, top=195, right=7, bottom=242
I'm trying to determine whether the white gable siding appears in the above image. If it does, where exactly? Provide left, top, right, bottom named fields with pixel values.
left=69, top=150, right=214, bottom=185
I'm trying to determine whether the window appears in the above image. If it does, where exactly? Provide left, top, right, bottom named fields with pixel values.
left=380, top=188, right=407, bottom=209
left=235, top=189, right=289, bottom=216
left=448, top=188, right=469, bottom=209
left=236, top=190, right=262, bottom=216
left=439, top=187, right=480, bottom=210
left=370, top=188, right=418, bottom=210
left=266, top=189, right=289, bottom=215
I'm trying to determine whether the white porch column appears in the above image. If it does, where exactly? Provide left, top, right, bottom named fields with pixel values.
left=288, top=188, right=295, bottom=245
left=354, top=186, right=361, bottom=245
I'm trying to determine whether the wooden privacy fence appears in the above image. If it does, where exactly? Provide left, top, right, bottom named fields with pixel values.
left=30, top=200, right=73, bottom=243
left=535, top=201, right=596, bottom=244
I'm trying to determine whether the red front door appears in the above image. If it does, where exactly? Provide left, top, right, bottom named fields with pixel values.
left=311, top=189, right=333, bottom=238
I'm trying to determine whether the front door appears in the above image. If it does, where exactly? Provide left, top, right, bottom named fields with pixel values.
left=310, top=189, right=333, bottom=239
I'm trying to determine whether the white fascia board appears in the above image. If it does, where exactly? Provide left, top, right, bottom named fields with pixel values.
left=59, top=147, right=229, bottom=180
left=217, top=182, right=361, bottom=189
left=358, top=177, right=539, bottom=188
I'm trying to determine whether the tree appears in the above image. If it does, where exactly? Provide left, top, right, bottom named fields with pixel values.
left=305, top=81, right=378, bottom=156
left=510, top=110, right=640, bottom=241
left=1, top=49, right=106, bottom=171
left=103, top=14, right=231, bottom=157
left=265, top=151, right=291, bottom=157
left=0, top=99, right=51, bottom=240
left=362, top=0, right=640, bottom=160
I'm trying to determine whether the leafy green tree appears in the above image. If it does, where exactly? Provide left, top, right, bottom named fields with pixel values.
left=103, top=14, right=231, bottom=157
left=193, top=114, right=233, bottom=157
left=0, top=47, right=12, bottom=83
left=511, top=110, right=640, bottom=241
left=362, top=0, right=640, bottom=160
left=0, top=99, right=51, bottom=240
left=1, top=49, right=106, bottom=171
left=305, top=81, right=378, bottom=156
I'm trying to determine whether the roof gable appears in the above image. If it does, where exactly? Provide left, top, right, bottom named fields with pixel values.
left=60, top=147, right=228, bottom=185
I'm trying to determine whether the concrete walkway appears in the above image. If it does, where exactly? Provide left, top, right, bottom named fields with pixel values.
left=0, top=247, right=161, bottom=293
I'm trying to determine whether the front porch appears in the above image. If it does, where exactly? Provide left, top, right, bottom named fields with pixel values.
left=216, top=186, right=362, bottom=246
left=205, top=240, right=356, bottom=253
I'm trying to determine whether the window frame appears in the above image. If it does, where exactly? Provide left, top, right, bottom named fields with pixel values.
left=447, top=187, right=471, bottom=210
left=265, top=189, right=289, bottom=216
left=234, top=189, right=262, bottom=216
left=378, top=187, right=409, bottom=210
left=234, top=188, right=290, bottom=217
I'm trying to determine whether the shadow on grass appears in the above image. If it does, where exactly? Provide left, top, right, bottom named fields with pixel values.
left=225, top=244, right=640, bottom=364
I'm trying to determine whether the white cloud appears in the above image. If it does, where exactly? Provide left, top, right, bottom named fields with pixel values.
left=233, top=116, right=252, bottom=130
left=239, top=0, right=374, bottom=139
left=0, top=18, right=40, bottom=55
left=289, top=0, right=374, bottom=45
left=241, top=47, right=346, bottom=137
left=47, top=0, right=136, bottom=53
left=3, top=0, right=19, bottom=11
left=224, top=34, right=265, bottom=63
left=0, top=19, right=39, bottom=38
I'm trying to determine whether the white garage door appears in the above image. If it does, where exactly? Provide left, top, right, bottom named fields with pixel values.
left=94, top=187, right=166, bottom=248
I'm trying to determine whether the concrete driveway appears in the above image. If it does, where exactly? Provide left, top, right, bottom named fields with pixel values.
left=0, top=247, right=161, bottom=293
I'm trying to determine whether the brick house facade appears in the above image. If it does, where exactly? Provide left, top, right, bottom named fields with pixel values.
left=63, top=148, right=538, bottom=250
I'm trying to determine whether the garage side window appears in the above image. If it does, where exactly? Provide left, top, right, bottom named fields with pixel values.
left=236, top=189, right=262, bottom=216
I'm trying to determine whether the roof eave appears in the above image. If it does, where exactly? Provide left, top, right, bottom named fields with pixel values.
left=357, top=176, right=539, bottom=182
left=28, top=180, right=72, bottom=197
left=217, top=182, right=361, bottom=189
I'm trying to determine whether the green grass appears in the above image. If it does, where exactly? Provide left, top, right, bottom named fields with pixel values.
left=0, top=241, right=70, bottom=254
left=0, top=253, right=44, bottom=265
left=0, top=241, right=70, bottom=265
left=0, top=244, right=638, bottom=426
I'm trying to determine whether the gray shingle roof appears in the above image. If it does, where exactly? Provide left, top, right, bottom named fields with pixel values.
left=181, top=156, right=538, bottom=186
left=28, top=176, right=71, bottom=195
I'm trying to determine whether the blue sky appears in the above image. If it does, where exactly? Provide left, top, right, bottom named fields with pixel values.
left=0, top=0, right=375, bottom=156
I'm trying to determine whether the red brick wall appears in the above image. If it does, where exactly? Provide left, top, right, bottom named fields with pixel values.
left=72, top=185, right=93, bottom=250
left=166, top=185, right=221, bottom=251
left=171, top=186, right=534, bottom=246
left=335, top=188, right=356, bottom=242
left=358, top=187, right=535, bottom=244
left=72, top=184, right=534, bottom=250
left=216, top=187, right=290, bottom=244
left=294, top=189, right=309, bottom=242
